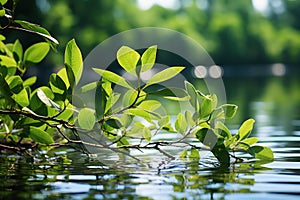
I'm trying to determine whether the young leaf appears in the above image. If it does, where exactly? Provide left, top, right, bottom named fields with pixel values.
left=78, top=108, right=96, bottom=131
left=185, top=81, right=198, bottom=109
left=24, top=42, right=50, bottom=67
left=185, top=110, right=195, bottom=127
left=7, top=75, right=23, bottom=94
left=0, top=55, right=17, bottom=67
left=13, top=39, right=23, bottom=63
left=237, top=119, right=255, bottom=141
left=13, top=88, right=29, bottom=107
left=175, top=113, right=187, bottom=134
left=64, top=39, right=83, bottom=86
left=117, top=46, right=140, bottom=76
left=144, top=66, right=185, bottom=88
left=23, top=76, right=37, bottom=87
left=57, top=68, right=70, bottom=89
left=49, top=73, right=67, bottom=95
left=141, top=45, right=157, bottom=72
left=201, top=97, right=212, bottom=118
left=137, top=100, right=161, bottom=111
left=142, top=126, right=152, bottom=142
left=222, top=104, right=238, bottom=119
left=215, top=121, right=231, bottom=139
left=28, top=126, right=54, bottom=145
left=250, top=146, right=274, bottom=161
left=93, top=68, right=133, bottom=89
left=240, top=137, right=259, bottom=146
left=37, top=89, right=61, bottom=110
left=14, top=20, right=59, bottom=45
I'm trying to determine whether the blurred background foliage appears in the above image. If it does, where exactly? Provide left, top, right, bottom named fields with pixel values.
left=4, top=0, right=300, bottom=67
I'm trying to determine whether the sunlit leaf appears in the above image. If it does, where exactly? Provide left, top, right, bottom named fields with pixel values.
left=14, top=20, right=59, bottom=45
left=24, top=42, right=50, bottom=67
left=185, top=81, right=198, bottom=109
left=93, top=68, right=133, bottom=89
left=144, top=66, right=184, bottom=88
left=175, top=113, right=187, bottom=134
left=201, top=97, right=212, bottom=118
left=137, top=100, right=161, bottom=111
left=215, top=121, right=231, bottom=139
left=222, top=104, right=238, bottom=119
left=64, top=39, right=83, bottom=86
left=12, top=88, right=29, bottom=107
left=179, top=149, right=188, bottom=159
left=78, top=108, right=96, bottom=130
left=185, top=110, right=195, bottom=127
left=250, top=146, right=274, bottom=161
left=13, top=39, right=23, bottom=63
left=57, top=68, right=70, bottom=89
left=37, top=89, right=61, bottom=110
left=240, top=137, right=259, bottom=146
left=23, top=76, right=37, bottom=87
left=49, top=73, right=66, bottom=95
left=117, top=46, right=140, bottom=76
left=79, top=82, right=97, bottom=93
left=141, top=45, right=157, bottom=72
left=0, top=55, right=17, bottom=67
left=142, top=126, right=152, bottom=142
left=28, top=126, right=54, bottom=145
left=237, top=119, right=255, bottom=141
left=7, top=75, right=23, bottom=94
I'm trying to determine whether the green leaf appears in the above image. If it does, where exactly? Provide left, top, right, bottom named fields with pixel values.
left=93, top=68, right=133, bottom=89
left=0, top=8, right=4, bottom=17
left=105, top=93, right=120, bottom=114
left=80, top=82, right=97, bottom=93
left=141, top=45, right=157, bottom=72
left=78, top=108, right=96, bottom=131
left=158, top=116, right=170, bottom=127
left=137, top=100, right=161, bottom=111
left=24, top=42, right=50, bottom=67
left=240, top=137, right=259, bottom=146
left=237, top=119, right=255, bottom=141
left=57, top=68, right=70, bottom=89
left=14, top=20, right=59, bottom=45
left=28, top=126, right=54, bottom=145
left=215, top=121, right=231, bottom=139
left=250, top=146, right=274, bottom=161
left=196, top=128, right=220, bottom=149
left=212, top=145, right=230, bottom=167
left=7, top=75, right=23, bottom=94
left=49, top=73, right=67, bottom=95
left=125, top=108, right=160, bottom=121
left=64, top=39, right=83, bottom=86
left=37, top=89, right=61, bottom=110
left=12, top=88, right=29, bottom=107
left=144, top=66, right=184, bottom=88
left=201, top=97, right=212, bottom=118
left=0, top=55, right=17, bottom=67
left=106, top=117, right=122, bottom=129
left=185, top=110, right=195, bottom=127
left=222, top=104, right=238, bottom=119
left=117, top=46, right=140, bottom=76
left=175, top=113, right=187, bottom=134
left=0, top=0, right=7, bottom=5
left=189, top=147, right=200, bottom=159
left=122, top=89, right=138, bottom=107
left=23, top=76, right=37, bottom=87
left=142, top=126, right=152, bottom=142
left=185, top=81, right=198, bottom=109
left=13, top=39, right=23, bottom=63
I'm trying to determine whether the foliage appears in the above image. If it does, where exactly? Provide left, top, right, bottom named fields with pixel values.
left=0, top=1, right=273, bottom=167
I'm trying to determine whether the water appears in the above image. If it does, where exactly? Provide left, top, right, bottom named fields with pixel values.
left=1, top=74, right=300, bottom=199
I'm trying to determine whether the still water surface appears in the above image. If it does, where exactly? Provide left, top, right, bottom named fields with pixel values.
left=1, top=75, right=300, bottom=200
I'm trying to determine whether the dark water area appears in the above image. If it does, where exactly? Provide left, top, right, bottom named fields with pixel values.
left=1, top=65, right=300, bottom=199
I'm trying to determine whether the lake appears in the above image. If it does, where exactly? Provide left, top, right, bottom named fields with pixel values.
left=1, top=66, right=300, bottom=199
